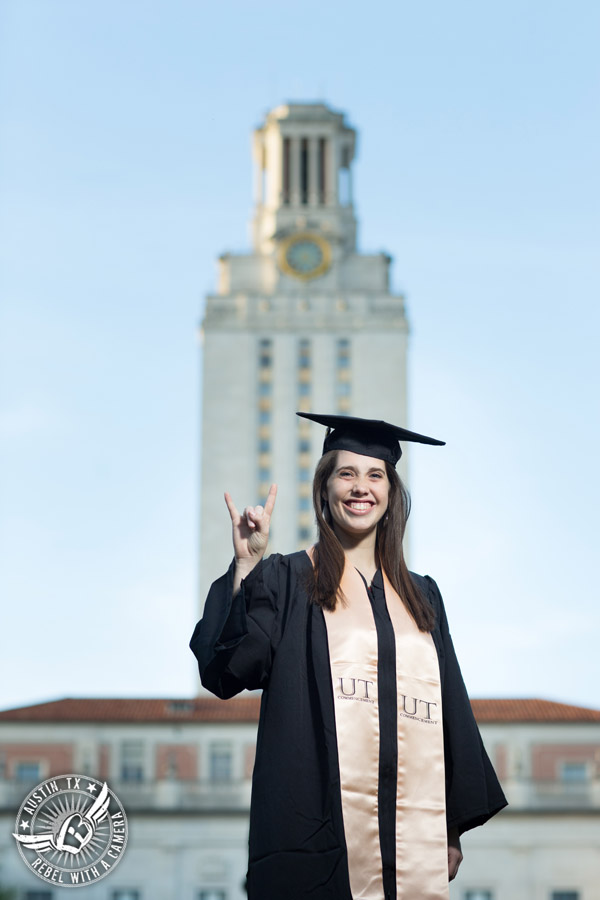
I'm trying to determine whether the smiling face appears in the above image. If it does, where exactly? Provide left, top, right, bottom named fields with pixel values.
left=325, top=450, right=390, bottom=540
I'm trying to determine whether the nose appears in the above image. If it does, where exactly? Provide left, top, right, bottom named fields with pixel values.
left=350, top=476, right=370, bottom=495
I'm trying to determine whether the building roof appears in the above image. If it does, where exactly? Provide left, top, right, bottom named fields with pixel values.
left=470, top=698, right=600, bottom=723
left=0, top=697, right=599, bottom=724
left=0, top=697, right=261, bottom=723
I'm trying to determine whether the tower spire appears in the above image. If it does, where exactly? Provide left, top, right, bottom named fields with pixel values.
left=252, top=103, right=357, bottom=254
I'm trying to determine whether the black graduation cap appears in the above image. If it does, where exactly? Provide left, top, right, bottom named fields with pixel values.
left=296, top=412, right=445, bottom=466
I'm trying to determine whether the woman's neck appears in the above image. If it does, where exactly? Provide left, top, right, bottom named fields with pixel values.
left=333, top=525, right=378, bottom=581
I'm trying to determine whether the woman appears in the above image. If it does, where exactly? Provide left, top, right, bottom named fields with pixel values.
left=190, top=413, right=507, bottom=900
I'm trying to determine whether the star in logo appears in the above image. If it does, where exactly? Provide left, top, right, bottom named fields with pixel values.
left=86, top=782, right=98, bottom=794
left=20, top=820, right=30, bottom=830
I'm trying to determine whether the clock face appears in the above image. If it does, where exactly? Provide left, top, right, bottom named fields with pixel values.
left=286, top=239, right=323, bottom=274
left=278, top=233, right=332, bottom=280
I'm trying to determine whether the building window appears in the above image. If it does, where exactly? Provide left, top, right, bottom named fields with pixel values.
left=120, top=741, right=144, bottom=782
left=464, top=893, right=493, bottom=900
left=15, top=762, right=42, bottom=782
left=551, top=893, right=580, bottom=900
left=560, top=762, right=587, bottom=782
left=112, top=892, right=141, bottom=900
left=168, top=700, right=195, bottom=713
left=209, top=744, right=233, bottom=783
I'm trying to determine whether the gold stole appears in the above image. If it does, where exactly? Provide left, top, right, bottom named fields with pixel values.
left=323, top=562, right=449, bottom=900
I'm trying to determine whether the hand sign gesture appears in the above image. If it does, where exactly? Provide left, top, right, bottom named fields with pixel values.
left=225, top=484, right=278, bottom=567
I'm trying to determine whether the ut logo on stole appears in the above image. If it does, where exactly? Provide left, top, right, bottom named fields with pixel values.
left=336, top=677, right=375, bottom=703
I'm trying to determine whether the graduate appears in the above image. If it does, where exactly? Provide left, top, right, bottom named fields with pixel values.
left=190, top=413, right=507, bottom=900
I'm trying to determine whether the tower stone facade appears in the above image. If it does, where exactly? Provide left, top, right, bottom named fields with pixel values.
left=199, top=103, right=409, bottom=601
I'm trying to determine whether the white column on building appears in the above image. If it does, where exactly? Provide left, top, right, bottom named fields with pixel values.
left=253, top=138, right=264, bottom=206
left=326, top=135, right=337, bottom=206
left=266, top=126, right=281, bottom=209
left=345, top=142, right=354, bottom=206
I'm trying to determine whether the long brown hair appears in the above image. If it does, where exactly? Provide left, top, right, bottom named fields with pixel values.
left=309, top=450, right=435, bottom=632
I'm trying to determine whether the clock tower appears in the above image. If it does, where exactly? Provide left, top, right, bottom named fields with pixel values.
left=199, top=103, right=409, bottom=600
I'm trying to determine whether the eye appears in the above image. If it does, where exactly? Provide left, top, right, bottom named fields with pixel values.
left=370, top=472, right=383, bottom=479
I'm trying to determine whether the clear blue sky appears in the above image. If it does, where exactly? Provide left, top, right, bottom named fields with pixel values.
left=1, top=0, right=599, bottom=710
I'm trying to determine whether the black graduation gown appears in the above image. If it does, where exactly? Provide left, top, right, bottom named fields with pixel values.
left=190, top=550, right=507, bottom=900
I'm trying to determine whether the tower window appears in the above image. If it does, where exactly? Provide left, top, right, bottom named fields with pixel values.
left=300, top=138, right=309, bottom=205
left=298, top=338, right=311, bottom=368
left=336, top=338, right=352, bottom=412
left=318, top=138, right=327, bottom=204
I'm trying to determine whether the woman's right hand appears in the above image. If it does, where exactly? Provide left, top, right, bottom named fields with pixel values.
left=225, top=484, right=278, bottom=568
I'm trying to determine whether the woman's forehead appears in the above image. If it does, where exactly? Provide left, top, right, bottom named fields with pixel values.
left=333, top=450, right=387, bottom=470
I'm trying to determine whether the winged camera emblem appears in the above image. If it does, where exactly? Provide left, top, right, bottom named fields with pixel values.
left=13, top=781, right=110, bottom=856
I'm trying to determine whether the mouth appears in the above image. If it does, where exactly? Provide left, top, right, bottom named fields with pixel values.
left=343, top=500, right=375, bottom=514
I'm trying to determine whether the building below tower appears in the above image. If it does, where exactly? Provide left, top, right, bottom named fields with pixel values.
left=1, top=697, right=599, bottom=900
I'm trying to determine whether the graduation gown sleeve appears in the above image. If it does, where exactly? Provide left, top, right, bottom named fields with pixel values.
left=189, top=555, right=285, bottom=698
left=420, top=574, right=508, bottom=834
